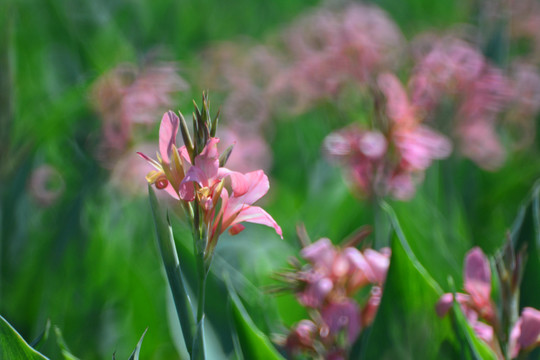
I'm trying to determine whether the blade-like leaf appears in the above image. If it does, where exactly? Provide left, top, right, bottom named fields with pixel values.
left=54, top=326, right=80, bottom=360
left=148, top=185, right=195, bottom=356
left=359, top=203, right=464, bottom=359
left=451, top=301, right=498, bottom=360
left=226, top=278, right=285, bottom=360
left=510, top=181, right=540, bottom=309
left=128, top=329, right=147, bottom=360
left=0, top=315, right=50, bottom=360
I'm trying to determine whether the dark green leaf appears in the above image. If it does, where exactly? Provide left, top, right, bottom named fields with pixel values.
left=510, top=181, right=540, bottom=309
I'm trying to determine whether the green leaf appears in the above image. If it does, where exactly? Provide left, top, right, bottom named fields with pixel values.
left=226, top=279, right=285, bottom=360
left=0, top=314, right=49, bottom=360
left=451, top=301, right=499, bottom=360
left=510, top=181, right=540, bottom=309
left=359, top=203, right=462, bottom=359
left=127, top=329, right=147, bottom=360
left=54, top=326, right=80, bottom=360
left=148, top=185, right=196, bottom=356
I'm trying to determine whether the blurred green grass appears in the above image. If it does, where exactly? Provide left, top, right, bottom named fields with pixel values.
left=2, top=0, right=539, bottom=359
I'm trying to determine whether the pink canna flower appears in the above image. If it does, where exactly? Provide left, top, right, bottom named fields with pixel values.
left=206, top=170, right=282, bottom=251
left=378, top=72, right=452, bottom=172
left=179, top=137, right=227, bottom=213
left=138, top=111, right=191, bottom=200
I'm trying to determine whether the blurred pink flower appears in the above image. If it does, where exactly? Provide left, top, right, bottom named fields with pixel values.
left=510, top=307, right=540, bottom=358
left=28, top=165, right=65, bottom=207
left=321, top=299, right=362, bottom=344
left=436, top=247, right=497, bottom=349
left=218, top=126, right=272, bottom=173
left=92, top=62, right=187, bottom=164
left=269, top=3, right=404, bottom=111
left=282, top=237, right=390, bottom=358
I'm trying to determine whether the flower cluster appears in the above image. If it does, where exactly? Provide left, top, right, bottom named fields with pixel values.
left=138, top=99, right=282, bottom=257
left=409, top=36, right=540, bottom=169
left=279, top=237, right=390, bottom=359
left=324, top=72, right=451, bottom=200
left=436, top=247, right=540, bottom=359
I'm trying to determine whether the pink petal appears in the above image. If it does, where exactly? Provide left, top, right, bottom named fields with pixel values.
left=518, top=307, right=540, bottom=350
left=301, top=238, right=336, bottom=268
left=228, top=170, right=269, bottom=201
left=473, top=322, right=495, bottom=349
left=378, top=72, right=415, bottom=125
left=228, top=205, right=283, bottom=238
left=464, top=247, right=492, bottom=307
left=137, top=151, right=161, bottom=170
left=321, top=299, right=362, bottom=343
left=364, top=248, right=391, bottom=284
left=435, top=292, right=471, bottom=318
left=195, top=138, right=220, bottom=181
left=158, top=111, right=179, bottom=164
left=179, top=166, right=206, bottom=201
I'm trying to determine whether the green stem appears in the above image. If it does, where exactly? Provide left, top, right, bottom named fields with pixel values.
left=191, top=201, right=207, bottom=359
left=372, top=197, right=388, bottom=248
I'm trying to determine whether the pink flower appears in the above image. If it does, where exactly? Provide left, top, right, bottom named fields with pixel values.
left=510, top=307, right=540, bottom=358
left=378, top=72, right=452, bottom=171
left=28, top=165, right=65, bottom=207
left=179, top=138, right=227, bottom=213
left=207, top=170, right=282, bottom=250
left=321, top=299, right=362, bottom=344
left=138, top=111, right=191, bottom=200
left=285, top=320, right=318, bottom=353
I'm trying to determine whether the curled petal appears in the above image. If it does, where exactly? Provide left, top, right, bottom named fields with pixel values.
left=158, top=111, right=179, bottom=164
left=229, top=205, right=283, bottom=239
left=227, top=170, right=269, bottom=201
left=464, top=247, right=492, bottom=308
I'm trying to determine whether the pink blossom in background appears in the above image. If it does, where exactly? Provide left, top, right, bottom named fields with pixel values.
left=408, top=35, right=540, bottom=170
left=269, top=3, right=404, bottom=112
left=324, top=73, right=451, bottom=201
left=28, top=165, right=65, bottom=207
left=217, top=126, right=273, bottom=174
left=91, top=62, right=187, bottom=166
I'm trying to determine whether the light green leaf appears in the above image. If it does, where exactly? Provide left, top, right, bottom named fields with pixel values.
left=0, top=315, right=49, bottom=360
left=54, top=326, right=80, bottom=360
left=226, top=279, right=285, bottom=360
left=127, top=329, right=147, bottom=360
